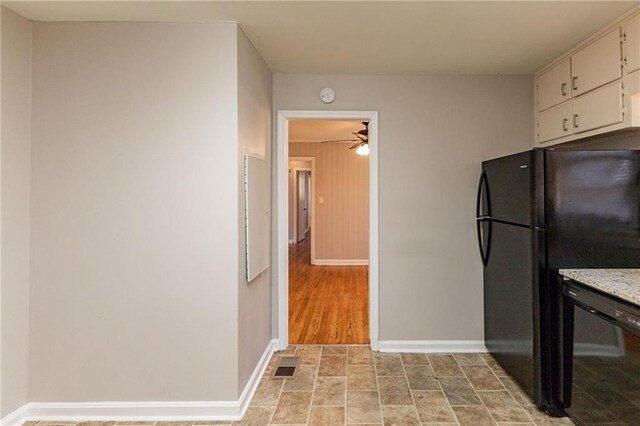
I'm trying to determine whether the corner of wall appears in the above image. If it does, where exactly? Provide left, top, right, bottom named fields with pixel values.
left=236, top=24, right=274, bottom=397
left=1, top=5, right=33, bottom=418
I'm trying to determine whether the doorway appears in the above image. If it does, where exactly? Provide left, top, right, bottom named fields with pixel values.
left=296, top=170, right=311, bottom=242
left=289, top=159, right=313, bottom=245
left=277, top=111, right=379, bottom=349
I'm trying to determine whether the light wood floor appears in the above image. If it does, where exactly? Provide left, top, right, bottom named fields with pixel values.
left=288, top=235, right=369, bottom=344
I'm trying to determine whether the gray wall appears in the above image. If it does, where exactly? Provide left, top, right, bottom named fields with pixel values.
left=1, top=6, right=32, bottom=416
left=29, top=22, right=241, bottom=402
left=273, top=74, right=533, bottom=341
left=237, top=28, right=272, bottom=395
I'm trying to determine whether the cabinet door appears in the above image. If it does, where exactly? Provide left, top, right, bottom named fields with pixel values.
left=572, top=81, right=623, bottom=133
left=537, top=101, right=573, bottom=143
left=571, top=28, right=622, bottom=96
left=537, top=59, right=572, bottom=111
left=625, top=13, right=640, bottom=74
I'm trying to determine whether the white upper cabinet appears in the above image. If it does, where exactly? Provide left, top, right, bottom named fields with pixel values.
left=572, top=81, right=624, bottom=133
left=571, top=28, right=623, bottom=96
left=537, top=101, right=573, bottom=143
left=534, top=8, right=640, bottom=146
left=625, top=13, right=640, bottom=74
left=537, top=59, right=572, bottom=112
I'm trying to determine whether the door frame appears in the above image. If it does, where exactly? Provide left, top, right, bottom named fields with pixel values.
left=276, top=110, right=379, bottom=350
left=289, top=158, right=315, bottom=257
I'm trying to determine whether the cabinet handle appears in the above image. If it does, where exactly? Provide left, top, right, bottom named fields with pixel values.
left=562, top=118, right=569, bottom=132
left=561, top=82, right=567, bottom=96
left=572, top=76, right=578, bottom=91
left=573, top=114, right=579, bottom=129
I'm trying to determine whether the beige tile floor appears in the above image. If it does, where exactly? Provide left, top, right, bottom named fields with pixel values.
left=20, top=346, right=576, bottom=426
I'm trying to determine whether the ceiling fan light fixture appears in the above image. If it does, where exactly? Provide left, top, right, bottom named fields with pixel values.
left=355, top=143, right=370, bottom=156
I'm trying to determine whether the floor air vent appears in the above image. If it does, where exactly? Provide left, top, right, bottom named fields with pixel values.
left=273, top=356, right=299, bottom=378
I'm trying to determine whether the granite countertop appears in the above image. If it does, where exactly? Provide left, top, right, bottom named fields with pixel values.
left=559, top=269, right=640, bottom=307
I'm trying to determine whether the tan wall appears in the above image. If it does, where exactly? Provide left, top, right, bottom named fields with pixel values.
left=289, top=143, right=369, bottom=260
left=1, top=6, right=32, bottom=416
left=237, top=27, right=272, bottom=396
left=273, top=74, right=533, bottom=341
left=29, top=21, right=241, bottom=402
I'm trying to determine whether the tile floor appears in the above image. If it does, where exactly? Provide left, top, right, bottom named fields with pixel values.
left=21, top=345, right=576, bottom=426
left=248, top=345, right=574, bottom=425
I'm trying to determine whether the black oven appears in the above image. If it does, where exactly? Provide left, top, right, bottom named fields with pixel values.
left=561, top=280, right=640, bottom=425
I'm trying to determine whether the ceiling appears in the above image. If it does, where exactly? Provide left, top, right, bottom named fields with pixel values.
left=289, top=120, right=365, bottom=143
left=5, top=1, right=638, bottom=75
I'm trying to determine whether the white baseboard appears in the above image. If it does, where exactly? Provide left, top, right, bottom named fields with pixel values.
left=2, top=340, right=277, bottom=425
left=237, top=338, right=277, bottom=418
left=1, top=403, right=29, bottom=426
left=378, top=340, right=488, bottom=353
left=312, top=259, right=369, bottom=266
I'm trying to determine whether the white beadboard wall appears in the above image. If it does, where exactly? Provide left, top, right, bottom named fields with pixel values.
left=289, top=142, right=369, bottom=260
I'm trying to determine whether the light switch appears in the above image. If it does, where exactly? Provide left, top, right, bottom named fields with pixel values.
left=319, top=196, right=324, bottom=204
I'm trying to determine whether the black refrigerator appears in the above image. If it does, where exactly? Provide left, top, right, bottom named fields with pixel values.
left=476, top=148, right=640, bottom=416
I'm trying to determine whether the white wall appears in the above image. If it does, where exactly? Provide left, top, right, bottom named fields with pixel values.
left=273, top=74, right=533, bottom=341
left=1, top=6, right=32, bottom=417
left=236, top=28, right=272, bottom=396
left=29, top=22, right=241, bottom=402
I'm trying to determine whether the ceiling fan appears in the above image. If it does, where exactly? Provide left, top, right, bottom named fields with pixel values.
left=320, top=122, right=369, bottom=156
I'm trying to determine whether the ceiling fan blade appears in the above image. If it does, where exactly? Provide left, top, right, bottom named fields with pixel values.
left=350, top=142, right=362, bottom=150
left=352, top=132, right=367, bottom=141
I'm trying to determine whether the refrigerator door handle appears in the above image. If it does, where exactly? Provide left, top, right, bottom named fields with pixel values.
left=476, top=170, right=492, bottom=267
left=476, top=170, right=491, bottom=219
left=476, top=218, right=492, bottom=267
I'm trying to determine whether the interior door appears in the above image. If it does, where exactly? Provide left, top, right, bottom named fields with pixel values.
left=296, top=171, right=308, bottom=242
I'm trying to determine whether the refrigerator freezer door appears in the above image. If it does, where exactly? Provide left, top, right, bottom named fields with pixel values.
left=546, top=150, right=640, bottom=270
left=482, top=150, right=538, bottom=226
left=484, top=221, right=545, bottom=406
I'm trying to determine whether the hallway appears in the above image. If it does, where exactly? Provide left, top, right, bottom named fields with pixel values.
left=288, top=236, right=369, bottom=344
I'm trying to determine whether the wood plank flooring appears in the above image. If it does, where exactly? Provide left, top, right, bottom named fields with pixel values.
left=288, top=235, right=369, bottom=344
